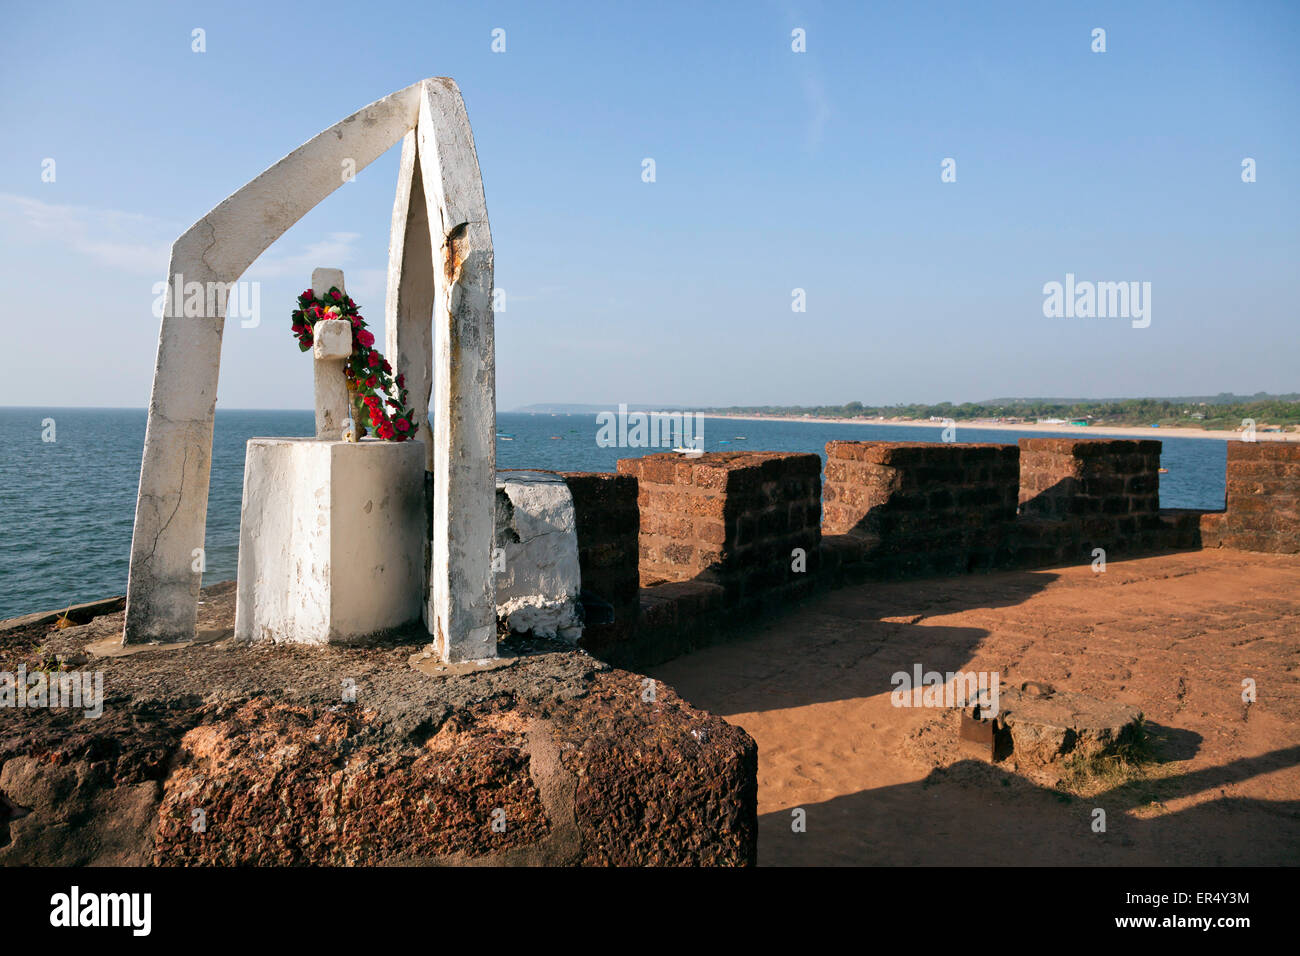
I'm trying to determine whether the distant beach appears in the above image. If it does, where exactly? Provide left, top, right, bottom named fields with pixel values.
left=707, top=413, right=1299, bottom=442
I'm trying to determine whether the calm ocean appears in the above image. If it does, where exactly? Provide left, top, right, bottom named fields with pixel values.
left=0, top=408, right=1227, bottom=621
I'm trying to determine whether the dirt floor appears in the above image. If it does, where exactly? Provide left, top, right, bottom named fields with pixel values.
left=650, top=549, right=1300, bottom=865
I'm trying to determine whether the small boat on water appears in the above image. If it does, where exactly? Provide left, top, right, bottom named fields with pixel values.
left=1158, top=467, right=1169, bottom=473
left=496, top=433, right=515, bottom=440
left=733, top=436, right=747, bottom=440
left=549, top=435, right=562, bottom=440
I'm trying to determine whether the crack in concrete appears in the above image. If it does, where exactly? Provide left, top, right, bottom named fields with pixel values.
left=144, top=444, right=190, bottom=563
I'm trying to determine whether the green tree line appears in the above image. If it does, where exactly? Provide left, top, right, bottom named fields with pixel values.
left=703, top=396, right=1300, bottom=429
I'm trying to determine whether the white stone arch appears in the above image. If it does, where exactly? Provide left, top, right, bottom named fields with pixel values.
left=125, top=77, right=496, bottom=662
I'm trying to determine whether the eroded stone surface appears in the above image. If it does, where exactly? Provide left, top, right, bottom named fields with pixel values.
left=495, top=472, right=583, bottom=641
left=0, top=583, right=756, bottom=866
left=996, top=685, right=1144, bottom=767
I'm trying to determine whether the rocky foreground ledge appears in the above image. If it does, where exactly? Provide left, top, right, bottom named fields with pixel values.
left=0, top=583, right=757, bottom=866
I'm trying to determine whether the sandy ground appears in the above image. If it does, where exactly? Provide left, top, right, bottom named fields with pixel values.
left=651, top=549, right=1300, bottom=865
left=706, top=413, right=1299, bottom=442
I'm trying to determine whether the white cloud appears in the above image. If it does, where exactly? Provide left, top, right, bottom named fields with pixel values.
left=0, top=194, right=389, bottom=305
left=0, top=192, right=173, bottom=275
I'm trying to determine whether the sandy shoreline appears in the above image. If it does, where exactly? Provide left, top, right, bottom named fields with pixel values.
left=703, top=413, right=1299, bottom=442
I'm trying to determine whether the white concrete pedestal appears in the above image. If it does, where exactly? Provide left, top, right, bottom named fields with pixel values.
left=234, top=438, right=425, bottom=644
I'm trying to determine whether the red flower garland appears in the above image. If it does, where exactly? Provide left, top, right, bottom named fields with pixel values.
left=290, top=287, right=418, bottom=442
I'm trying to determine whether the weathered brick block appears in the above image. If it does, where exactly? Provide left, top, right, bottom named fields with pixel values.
left=1207, top=442, right=1300, bottom=554
left=820, top=441, right=1020, bottom=579
left=1018, top=439, right=1163, bottom=532
left=618, top=451, right=822, bottom=593
left=823, top=441, right=1019, bottom=531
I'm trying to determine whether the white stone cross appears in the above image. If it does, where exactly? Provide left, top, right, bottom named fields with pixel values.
left=310, top=267, right=352, bottom=441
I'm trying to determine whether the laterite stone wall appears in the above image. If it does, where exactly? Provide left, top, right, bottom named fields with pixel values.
left=1016, top=438, right=1165, bottom=560
left=616, top=451, right=822, bottom=605
left=555, top=472, right=642, bottom=655
left=822, top=441, right=1020, bottom=576
left=1200, top=442, right=1300, bottom=554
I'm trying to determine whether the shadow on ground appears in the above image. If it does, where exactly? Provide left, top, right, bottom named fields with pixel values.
left=760, top=745, right=1300, bottom=865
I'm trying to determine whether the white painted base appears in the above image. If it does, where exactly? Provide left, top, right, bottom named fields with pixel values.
left=495, top=471, right=583, bottom=642
left=234, top=438, right=425, bottom=644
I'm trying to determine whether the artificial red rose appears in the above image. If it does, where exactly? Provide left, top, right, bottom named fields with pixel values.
left=366, top=375, right=377, bottom=387
left=396, top=374, right=405, bottom=388
left=367, top=353, right=380, bottom=368
left=381, top=360, right=391, bottom=373
left=395, top=418, right=410, bottom=432
left=331, top=290, right=342, bottom=300
left=304, top=289, right=313, bottom=298
left=356, top=329, right=375, bottom=347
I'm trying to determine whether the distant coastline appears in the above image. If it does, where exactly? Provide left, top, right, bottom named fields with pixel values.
left=704, top=413, right=1300, bottom=442
left=3, top=405, right=1296, bottom=443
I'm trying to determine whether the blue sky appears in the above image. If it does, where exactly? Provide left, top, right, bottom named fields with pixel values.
left=2, top=0, right=1297, bottom=410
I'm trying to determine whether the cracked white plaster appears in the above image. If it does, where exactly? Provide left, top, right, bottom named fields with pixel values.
left=494, top=472, right=583, bottom=642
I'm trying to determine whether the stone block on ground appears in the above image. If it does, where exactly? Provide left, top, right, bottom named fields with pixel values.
left=992, top=684, right=1144, bottom=767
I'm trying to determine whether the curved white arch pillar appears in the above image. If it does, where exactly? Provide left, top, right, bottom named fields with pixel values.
left=125, top=78, right=496, bottom=663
